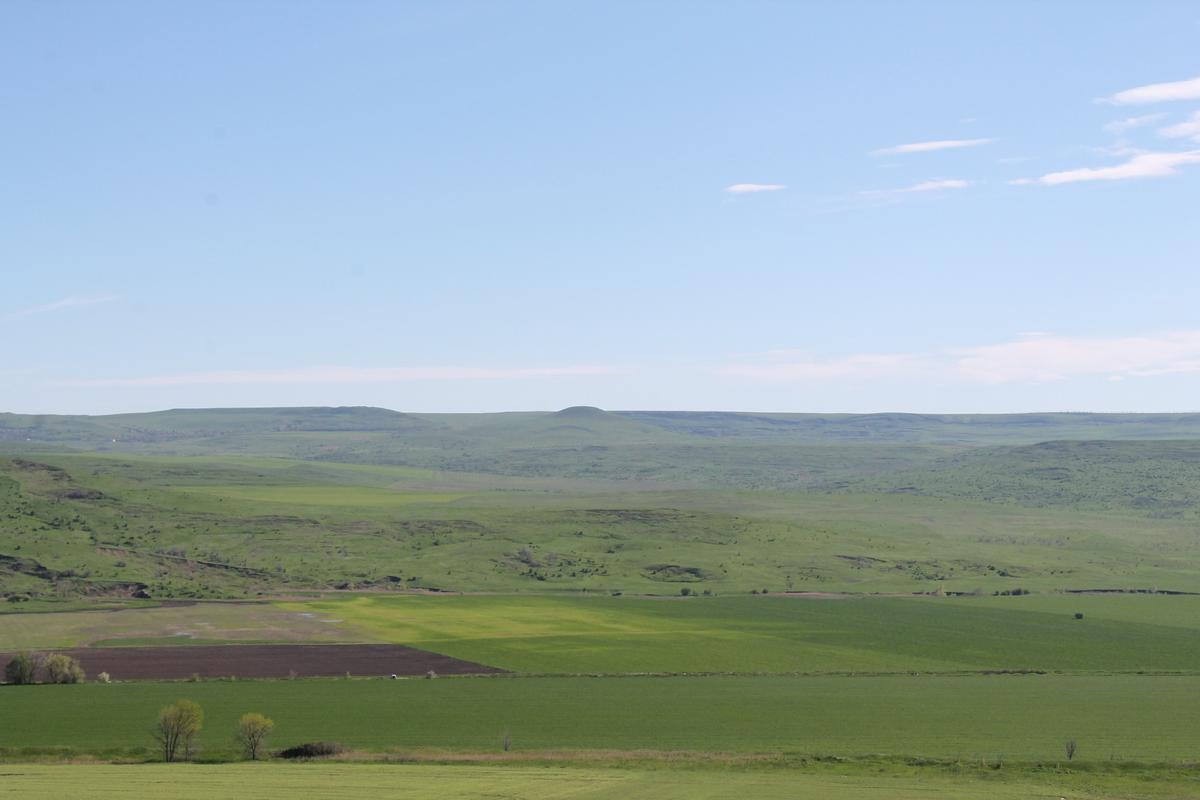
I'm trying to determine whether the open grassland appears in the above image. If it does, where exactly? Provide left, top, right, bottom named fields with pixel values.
left=1, top=675, right=1197, bottom=762
left=278, top=593, right=1200, bottom=674
left=6, top=451, right=1200, bottom=601
left=837, top=439, right=1200, bottom=515
left=5, top=763, right=1198, bottom=800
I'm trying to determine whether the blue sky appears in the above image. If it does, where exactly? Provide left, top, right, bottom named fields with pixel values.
left=3, top=1, right=1199, bottom=414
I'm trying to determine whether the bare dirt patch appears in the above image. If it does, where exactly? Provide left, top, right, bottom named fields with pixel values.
left=2, top=644, right=504, bottom=680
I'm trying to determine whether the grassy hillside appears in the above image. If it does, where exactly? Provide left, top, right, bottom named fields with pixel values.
left=4, top=451, right=1200, bottom=600
left=834, top=439, right=1200, bottom=515
left=6, top=405, right=1200, bottom=600
left=11, top=406, right=1200, bottom=495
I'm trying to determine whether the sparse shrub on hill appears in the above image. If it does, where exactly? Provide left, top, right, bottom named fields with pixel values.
left=4, top=651, right=38, bottom=685
left=154, top=699, right=203, bottom=762
left=42, top=653, right=85, bottom=684
left=235, top=712, right=275, bottom=760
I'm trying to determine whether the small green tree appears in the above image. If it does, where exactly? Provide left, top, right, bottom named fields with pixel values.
left=4, top=652, right=38, bottom=685
left=154, top=699, right=204, bottom=762
left=42, top=653, right=85, bottom=684
left=235, top=712, right=274, bottom=760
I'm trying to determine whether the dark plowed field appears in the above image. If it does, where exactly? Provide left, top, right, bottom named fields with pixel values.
left=3, top=644, right=504, bottom=680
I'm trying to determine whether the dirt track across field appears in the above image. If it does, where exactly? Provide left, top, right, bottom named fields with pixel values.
left=2, top=644, right=504, bottom=680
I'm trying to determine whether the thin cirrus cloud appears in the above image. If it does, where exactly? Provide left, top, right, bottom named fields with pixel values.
left=5, top=294, right=118, bottom=320
left=718, top=331, right=1200, bottom=385
left=899, top=178, right=971, bottom=193
left=870, top=138, right=993, bottom=156
left=60, top=365, right=622, bottom=388
left=724, top=183, right=786, bottom=194
left=956, top=332, right=1200, bottom=383
left=1102, top=113, right=1165, bottom=134
left=1105, top=74, right=1200, bottom=105
left=1160, top=111, right=1200, bottom=143
left=718, top=352, right=931, bottom=382
left=859, top=178, right=972, bottom=199
left=1012, top=150, right=1200, bottom=185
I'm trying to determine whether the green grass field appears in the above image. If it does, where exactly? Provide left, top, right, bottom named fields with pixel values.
left=3, top=675, right=1198, bottom=761
left=8, top=593, right=1200, bottom=675
left=278, top=593, right=1200, bottom=674
left=8, top=763, right=1197, bottom=800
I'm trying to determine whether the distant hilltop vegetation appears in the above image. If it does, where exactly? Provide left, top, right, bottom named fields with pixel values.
left=6, top=405, right=1200, bottom=448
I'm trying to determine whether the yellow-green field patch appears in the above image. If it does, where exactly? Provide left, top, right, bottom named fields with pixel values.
left=177, top=485, right=469, bottom=507
left=3, top=763, right=1192, bottom=800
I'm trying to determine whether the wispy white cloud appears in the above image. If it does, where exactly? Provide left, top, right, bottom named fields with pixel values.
left=955, top=332, right=1200, bottom=383
left=901, top=178, right=971, bottom=193
left=1160, top=111, right=1200, bottom=143
left=871, top=138, right=993, bottom=156
left=719, top=331, right=1200, bottom=385
left=1090, top=141, right=1145, bottom=158
left=1106, top=75, right=1200, bottom=105
left=5, top=294, right=119, bottom=320
left=724, top=183, right=786, bottom=194
left=717, top=352, right=930, bottom=382
left=1011, top=150, right=1200, bottom=185
left=860, top=178, right=972, bottom=199
left=1103, top=113, right=1165, bottom=134
left=61, top=365, right=621, bottom=387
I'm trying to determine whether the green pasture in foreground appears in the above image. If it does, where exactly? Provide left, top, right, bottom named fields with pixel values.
left=5, top=763, right=1196, bottom=800
left=279, top=593, right=1200, bottom=674
left=2, top=675, right=1196, bottom=762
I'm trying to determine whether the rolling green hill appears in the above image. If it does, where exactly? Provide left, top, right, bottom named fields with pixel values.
left=832, top=439, right=1200, bottom=515
left=11, top=406, right=1200, bottom=491
left=6, top=406, right=1200, bottom=600
left=3, top=448, right=1200, bottom=600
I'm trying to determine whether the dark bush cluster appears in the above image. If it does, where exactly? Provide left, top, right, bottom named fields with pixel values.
left=277, top=741, right=344, bottom=759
